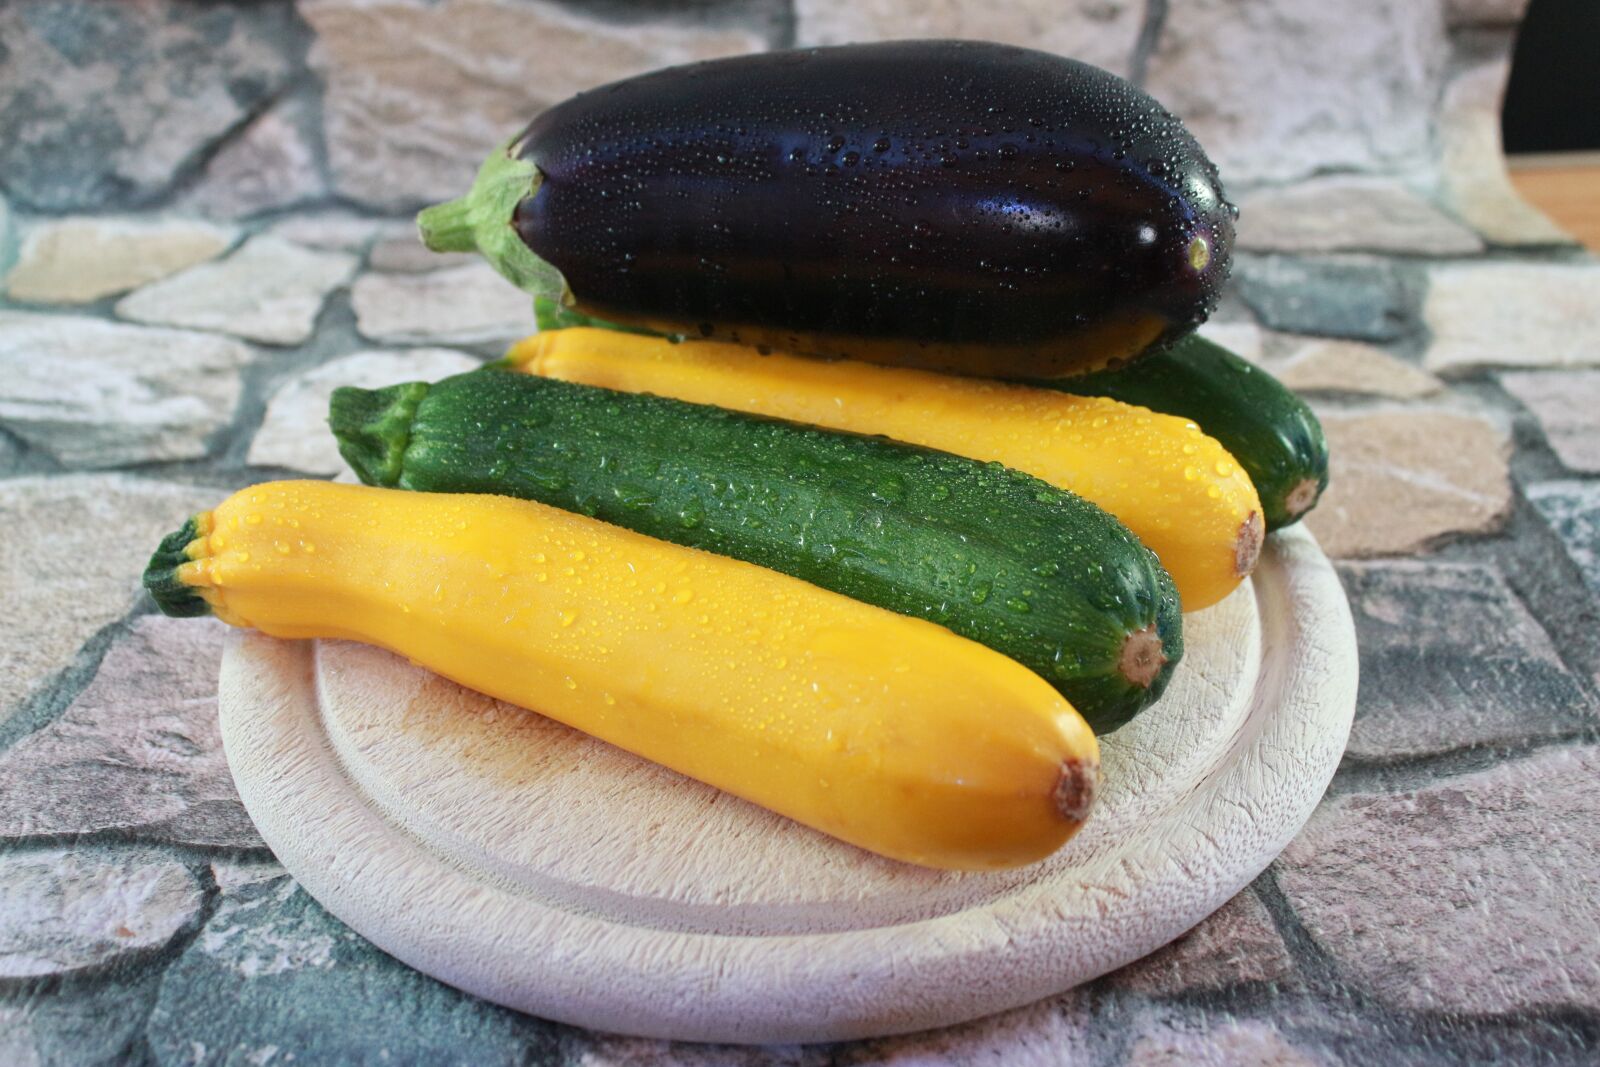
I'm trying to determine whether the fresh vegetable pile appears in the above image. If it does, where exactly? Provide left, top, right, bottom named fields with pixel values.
left=144, top=40, right=1328, bottom=871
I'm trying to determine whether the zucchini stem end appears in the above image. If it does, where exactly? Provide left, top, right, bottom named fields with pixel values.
left=1116, top=623, right=1169, bottom=689
left=144, top=517, right=212, bottom=619
left=329, top=381, right=431, bottom=488
left=1053, top=757, right=1098, bottom=824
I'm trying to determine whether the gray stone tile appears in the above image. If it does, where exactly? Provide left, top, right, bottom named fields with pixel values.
left=834, top=993, right=1106, bottom=1066
left=1272, top=338, right=1442, bottom=399
left=1448, top=0, right=1528, bottom=24
left=1106, top=887, right=1295, bottom=995
left=574, top=993, right=1113, bottom=1066
left=1123, top=1013, right=1332, bottom=1067
left=1303, top=409, right=1510, bottom=558
left=1527, top=481, right=1600, bottom=601
left=1338, top=561, right=1592, bottom=760
left=1500, top=371, right=1600, bottom=473
left=0, top=846, right=202, bottom=979
left=0, top=476, right=220, bottom=729
left=267, top=213, right=407, bottom=253
left=1196, top=321, right=1267, bottom=363
left=1277, top=744, right=1600, bottom=1014
left=1128, top=998, right=1590, bottom=1067
left=144, top=864, right=562, bottom=1066
left=350, top=263, right=534, bottom=346
left=248, top=348, right=482, bottom=475
left=0, top=3, right=299, bottom=211
left=0, top=615, right=263, bottom=850
left=181, top=95, right=328, bottom=220
left=0, top=430, right=21, bottom=475
left=367, top=236, right=471, bottom=274
left=1235, top=178, right=1482, bottom=256
left=303, top=0, right=766, bottom=211
left=584, top=1033, right=832, bottom=1066
left=116, top=236, right=358, bottom=346
left=1145, top=0, right=1446, bottom=185
left=0, top=972, right=164, bottom=1067
left=1235, top=256, right=1418, bottom=342
left=795, top=0, right=1142, bottom=77
left=0, top=193, right=11, bottom=275
left=1424, top=262, right=1600, bottom=374
left=0, top=312, right=254, bottom=467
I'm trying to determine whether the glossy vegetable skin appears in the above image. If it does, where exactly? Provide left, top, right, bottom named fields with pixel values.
left=508, top=328, right=1264, bottom=612
left=1046, top=333, right=1329, bottom=529
left=419, top=40, right=1235, bottom=379
left=331, top=369, right=1182, bottom=732
left=142, top=481, right=1099, bottom=870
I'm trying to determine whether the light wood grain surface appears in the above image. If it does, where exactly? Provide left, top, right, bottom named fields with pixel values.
left=1509, top=153, right=1600, bottom=251
left=217, top=525, right=1357, bottom=1044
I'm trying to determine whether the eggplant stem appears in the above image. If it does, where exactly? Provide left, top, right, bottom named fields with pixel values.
left=416, top=196, right=478, bottom=253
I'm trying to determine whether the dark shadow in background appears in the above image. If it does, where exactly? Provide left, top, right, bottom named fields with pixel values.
left=1502, top=0, right=1600, bottom=153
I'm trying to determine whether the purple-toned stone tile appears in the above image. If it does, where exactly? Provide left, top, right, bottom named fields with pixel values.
left=0, top=615, right=262, bottom=849
left=1278, top=744, right=1600, bottom=1014
left=1337, top=561, right=1591, bottom=759
left=1304, top=410, right=1510, bottom=558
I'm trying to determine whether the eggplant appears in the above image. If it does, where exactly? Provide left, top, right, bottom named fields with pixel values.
left=419, top=40, right=1235, bottom=379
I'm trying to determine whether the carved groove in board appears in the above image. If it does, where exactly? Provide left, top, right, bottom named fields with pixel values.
left=309, top=583, right=1259, bottom=936
left=219, top=524, right=1357, bottom=1044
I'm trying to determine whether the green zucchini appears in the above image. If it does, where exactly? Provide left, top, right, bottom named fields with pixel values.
left=532, top=301, right=1327, bottom=530
left=330, top=368, right=1182, bottom=732
left=1042, top=333, right=1329, bottom=530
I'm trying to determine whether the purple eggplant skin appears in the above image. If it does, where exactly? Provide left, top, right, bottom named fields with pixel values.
left=505, top=41, right=1235, bottom=378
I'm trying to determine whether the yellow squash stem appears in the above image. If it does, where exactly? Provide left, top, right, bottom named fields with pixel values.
left=154, top=481, right=1099, bottom=871
left=508, top=329, right=1265, bottom=611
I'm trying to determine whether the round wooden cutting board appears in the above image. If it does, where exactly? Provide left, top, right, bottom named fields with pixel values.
left=218, top=525, right=1356, bottom=1044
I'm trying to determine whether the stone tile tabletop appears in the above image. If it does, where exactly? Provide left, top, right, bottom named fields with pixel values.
left=2, top=1, right=1598, bottom=1064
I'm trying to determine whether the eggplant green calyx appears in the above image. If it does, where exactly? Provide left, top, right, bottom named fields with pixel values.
left=532, top=295, right=665, bottom=338
left=416, top=137, right=565, bottom=297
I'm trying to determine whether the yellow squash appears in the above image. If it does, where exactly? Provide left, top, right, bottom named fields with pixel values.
left=146, top=480, right=1099, bottom=870
left=509, top=329, right=1264, bottom=611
